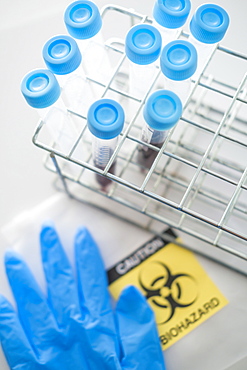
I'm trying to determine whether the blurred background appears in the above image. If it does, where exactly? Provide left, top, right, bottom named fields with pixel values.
left=0, top=1, right=246, bottom=369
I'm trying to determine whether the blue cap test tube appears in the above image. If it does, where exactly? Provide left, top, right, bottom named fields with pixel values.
left=160, top=40, right=197, bottom=106
left=137, top=90, right=182, bottom=170
left=64, top=0, right=112, bottom=84
left=87, top=98, right=125, bottom=189
left=43, top=34, right=94, bottom=116
left=21, top=69, right=79, bottom=153
left=152, top=0, right=191, bottom=45
left=125, top=24, right=162, bottom=99
left=188, top=4, right=230, bottom=80
left=64, top=0, right=102, bottom=51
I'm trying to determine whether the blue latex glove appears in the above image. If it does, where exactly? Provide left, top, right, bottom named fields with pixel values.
left=0, top=225, right=165, bottom=370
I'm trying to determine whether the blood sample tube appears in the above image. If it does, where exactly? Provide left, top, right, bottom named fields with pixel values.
left=152, top=0, right=191, bottom=45
left=21, top=69, right=79, bottom=153
left=137, top=89, right=182, bottom=169
left=189, top=4, right=230, bottom=80
left=160, top=40, right=197, bottom=106
left=43, top=35, right=93, bottom=116
left=87, top=98, right=125, bottom=189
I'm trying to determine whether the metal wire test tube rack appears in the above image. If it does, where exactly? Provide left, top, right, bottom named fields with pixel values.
left=32, top=5, right=247, bottom=274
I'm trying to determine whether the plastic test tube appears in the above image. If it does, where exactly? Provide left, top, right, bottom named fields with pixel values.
left=125, top=24, right=162, bottom=101
left=160, top=40, right=197, bottom=106
left=152, top=0, right=191, bottom=46
left=137, top=89, right=182, bottom=170
left=43, top=34, right=94, bottom=116
left=87, top=98, right=125, bottom=189
left=189, top=4, right=230, bottom=80
left=64, top=0, right=112, bottom=84
left=21, top=69, right=79, bottom=154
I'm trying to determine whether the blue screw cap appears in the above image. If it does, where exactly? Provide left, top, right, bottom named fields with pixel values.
left=43, top=35, right=82, bottom=75
left=87, top=99, right=125, bottom=139
left=125, top=24, right=162, bottom=65
left=190, top=4, right=230, bottom=44
left=64, top=0, right=102, bottom=40
left=160, top=40, right=197, bottom=81
left=153, top=0, right=191, bottom=29
left=144, top=90, right=182, bottom=131
left=21, top=69, right=60, bottom=109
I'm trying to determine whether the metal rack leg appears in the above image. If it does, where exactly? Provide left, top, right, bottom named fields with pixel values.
left=50, top=153, right=71, bottom=197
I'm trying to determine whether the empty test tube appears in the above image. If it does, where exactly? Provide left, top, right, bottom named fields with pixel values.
left=43, top=35, right=93, bottom=116
left=137, top=89, right=182, bottom=170
left=87, top=98, right=125, bottom=189
left=64, top=0, right=112, bottom=84
left=160, top=40, right=197, bottom=106
left=189, top=4, right=230, bottom=80
left=21, top=69, right=79, bottom=153
left=125, top=24, right=162, bottom=100
left=152, top=0, right=191, bottom=45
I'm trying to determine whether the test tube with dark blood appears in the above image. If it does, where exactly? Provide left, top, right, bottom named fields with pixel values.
left=87, top=99, right=125, bottom=190
left=137, top=90, right=182, bottom=170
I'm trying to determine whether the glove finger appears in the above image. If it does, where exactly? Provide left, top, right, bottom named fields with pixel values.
left=75, top=227, right=113, bottom=319
left=5, top=250, right=59, bottom=354
left=75, top=227, right=121, bottom=369
left=116, top=285, right=166, bottom=370
left=40, top=225, right=81, bottom=328
left=0, top=294, right=36, bottom=369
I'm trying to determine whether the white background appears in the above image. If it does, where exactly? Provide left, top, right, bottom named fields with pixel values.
left=0, top=0, right=246, bottom=228
left=0, top=1, right=247, bottom=369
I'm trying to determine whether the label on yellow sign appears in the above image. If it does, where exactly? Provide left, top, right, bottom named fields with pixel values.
left=108, top=229, right=228, bottom=350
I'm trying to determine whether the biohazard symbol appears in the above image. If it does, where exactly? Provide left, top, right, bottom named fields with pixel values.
left=138, top=261, right=198, bottom=324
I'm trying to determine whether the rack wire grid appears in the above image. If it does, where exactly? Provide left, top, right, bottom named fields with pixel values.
left=32, top=5, right=247, bottom=274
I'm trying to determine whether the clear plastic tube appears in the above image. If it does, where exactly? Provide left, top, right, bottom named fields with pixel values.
left=76, top=31, right=103, bottom=53
left=137, top=90, right=182, bottom=170
left=78, top=33, right=113, bottom=85
left=21, top=69, right=79, bottom=154
left=87, top=98, right=125, bottom=190
left=125, top=24, right=162, bottom=122
left=129, top=61, right=158, bottom=99
left=64, top=1, right=112, bottom=85
left=163, top=77, right=192, bottom=106
left=37, top=97, right=79, bottom=153
left=137, top=121, right=168, bottom=170
left=188, top=34, right=216, bottom=80
left=160, top=40, right=197, bottom=107
left=152, top=19, right=181, bottom=46
left=92, top=136, right=118, bottom=188
left=189, top=4, right=230, bottom=80
left=57, top=65, right=94, bottom=116
left=42, top=34, right=94, bottom=116
left=152, top=0, right=191, bottom=47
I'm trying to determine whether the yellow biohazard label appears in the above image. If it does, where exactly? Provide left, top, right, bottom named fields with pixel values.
left=108, top=230, right=228, bottom=350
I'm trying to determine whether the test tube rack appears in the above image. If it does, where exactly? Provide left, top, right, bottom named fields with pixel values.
left=32, top=5, right=247, bottom=274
